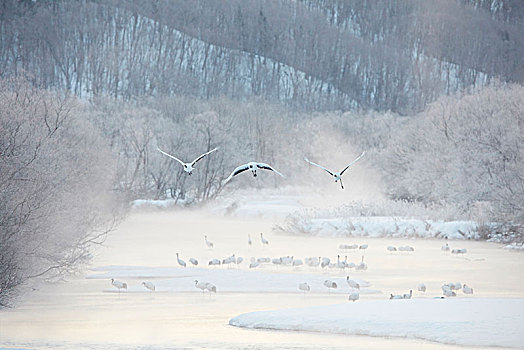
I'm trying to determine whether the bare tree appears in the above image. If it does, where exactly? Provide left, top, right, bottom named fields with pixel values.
left=0, top=77, right=121, bottom=306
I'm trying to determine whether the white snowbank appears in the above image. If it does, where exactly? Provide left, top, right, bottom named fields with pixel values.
left=88, top=265, right=378, bottom=294
left=131, top=198, right=186, bottom=209
left=277, top=216, right=479, bottom=240
left=229, top=298, right=524, bottom=348
left=504, top=242, right=524, bottom=251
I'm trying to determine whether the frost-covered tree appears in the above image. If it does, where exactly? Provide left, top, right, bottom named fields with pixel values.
left=382, top=84, right=524, bottom=234
left=0, top=77, right=121, bottom=306
left=87, top=96, right=301, bottom=203
left=1, top=0, right=522, bottom=114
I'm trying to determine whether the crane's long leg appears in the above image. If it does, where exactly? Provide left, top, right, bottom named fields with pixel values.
left=340, top=179, right=344, bottom=189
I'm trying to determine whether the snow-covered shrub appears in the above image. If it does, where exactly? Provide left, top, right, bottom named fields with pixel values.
left=274, top=200, right=479, bottom=239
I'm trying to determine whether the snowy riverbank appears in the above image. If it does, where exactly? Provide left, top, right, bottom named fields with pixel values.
left=230, top=298, right=524, bottom=348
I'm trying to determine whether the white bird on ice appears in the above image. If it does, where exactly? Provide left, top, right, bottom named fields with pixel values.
left=249, top=257, right=259, bottom=268
left=442, top=284, right=452, bottom=292
left=298, top=282, right=310, bottom=293
left=403, top=290, right=413, bottom=299
left=176, top=252, right=186, bottom=267
left=359, top=244, right=368, bottom=250
left=387, top=246, right=397, bottom=252
left=398, top=246, right=415, bottom=252
left=346, top=276, right=360, bottom=290
left=339, top=244, right=359, bottom=250
left=205, top=235, right=214, bottom=249
left=189, top=257, right=198, bottom=266
left=390, top=293, right=403, bottom=300
left=336, top=255, right=346, bottom=270
left=441, top=243, right=450, bottom=251
left=195, top=280, right=215, bottom=294
left=355, top=256, right=367, bottom=271
left=304, top=151, right=365, bottom=189
left=443, top=289, right=456, bottom=297
left=260, top=232, right=269, bottom=245
left=323, top=280, right=338, bottom=292
left=142, top=281, right=155, bottom=292
left=224, top=162, right=285, bottom=183
left=222, top=254, right=236, bottom=267
left=292, top=259, right=303, bottom=266
left=463, top=284, right=474, bottom=294
left=280, top=256, right=293, bottom=265
left=348, top=292, right=359, bottom=302
left=417, top=283, right=426, bottom=292
left=111, top=278, right=127, bottom=293
left=449, top=282, right=462, bottom=290
left=306, top=257, right=320, bottom=267
left=208, top=258, right=221, bottom=266
left=157, top=147, right=218, bottom=175
left=205, top=283, right=217, bottom=293
left=248, top=234, right=252, bottom=246
left=272, top=257, right=282, bottom=266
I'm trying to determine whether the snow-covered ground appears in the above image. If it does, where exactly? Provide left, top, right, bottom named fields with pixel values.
left=230, top=298, right=524, bottom=348
left=2, top=211, right=523, bottom=349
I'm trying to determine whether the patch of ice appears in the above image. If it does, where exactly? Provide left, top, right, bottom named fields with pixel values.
left=88, top=265, right=379, bottom=294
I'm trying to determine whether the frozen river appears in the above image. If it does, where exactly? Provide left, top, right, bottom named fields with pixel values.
left=1, top=211, right=523, bottom=349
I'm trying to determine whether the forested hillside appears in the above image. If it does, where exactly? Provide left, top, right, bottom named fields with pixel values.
left=1, top=0, right=522, bottom=113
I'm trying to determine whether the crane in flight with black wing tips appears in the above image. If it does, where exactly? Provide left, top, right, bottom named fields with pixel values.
left=157, top=147, right=218, bottom=175
left=224, top=161, right=285, bottom=184
left=304, top=151, right=365, bottom=189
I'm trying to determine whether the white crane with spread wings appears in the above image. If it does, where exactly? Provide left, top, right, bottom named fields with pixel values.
left=225, top=162, right=285, bottom=183
left=157, top=147, right=218, bottom=175
left=304, top=151, right=365, bottom=189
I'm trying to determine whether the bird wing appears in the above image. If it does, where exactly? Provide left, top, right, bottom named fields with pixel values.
left=157, top=147, right=185, bottom=166
left=304, top=157, right=334, bottom=176
left=191, top=147, right=218, bottom=167
left=224, top=164, right=250, bottom=183
left=256, top=163, right=285, bottom=177
left=339, top=151, right=365, bottom=175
